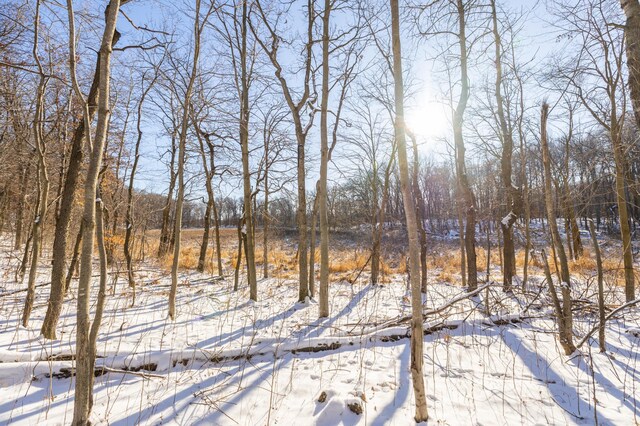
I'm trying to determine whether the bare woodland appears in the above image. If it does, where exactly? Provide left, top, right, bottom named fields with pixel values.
left=1, top=0, right=640, bottom=424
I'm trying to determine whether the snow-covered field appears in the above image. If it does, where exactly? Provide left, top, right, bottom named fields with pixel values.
left=1, top=237, right=639, bottom=425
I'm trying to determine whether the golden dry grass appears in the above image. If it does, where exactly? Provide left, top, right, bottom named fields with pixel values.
left=130, top=229, right=637, bottom=288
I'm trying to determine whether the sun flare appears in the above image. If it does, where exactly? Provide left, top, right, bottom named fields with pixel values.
left=405, top=100, right=451, bottom=143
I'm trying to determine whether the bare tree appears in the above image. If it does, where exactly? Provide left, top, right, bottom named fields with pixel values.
left=124, top=69, right=158, bottom=304
left=390, top=0, right=429, bottom=420
left=21, top=0, right=49, bottom=327
left=249, top=0, right=317, bottom=302
left=73, top=0, right=123, bottom=422
left=540, top=102, right=576, bottom=356
left=169, top=0, right=214, bottom=320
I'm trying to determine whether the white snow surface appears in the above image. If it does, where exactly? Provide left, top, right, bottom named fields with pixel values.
left=0, top=238, right=639, bottom=425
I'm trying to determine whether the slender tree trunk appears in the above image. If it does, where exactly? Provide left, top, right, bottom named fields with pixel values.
left=169, top=0, right=206, bottom=319
left=588, top=219, right=606, bottom=352
left=263, top=165, right=269, bottom=279
left=309, top=191, right=318, bottom=298
left=409, top=132, right=428, bottom=293
left=239, top=0, right=258, bottom=301
left=88, top=194, right=108, bottom=411
left=491, top=0, right=517, bottom=292
left=212, top=194, right=223, bottom=276
left=390, top=0, right=429, bottom=420
left=453, top=0, right=477, bottom=291
left=65, top=223, right=82, bottom=293
left=14, top=165, right=30, bottom=251
left=73, top=1, right=121, bottom=422
left=541, top=103, right=575, bottom=356
left=456, top=197, right=467, bottom=287
left=317, top=0, right=331, bottom=317
left=158, top=141, right=176, bottom=259
left=234, top=217, right=244, bottom=292
left=371, top=146, right=396, bottom=286
left=22, top=35, right=49, bottom=327
left=124, top=75, right=154, bottom=301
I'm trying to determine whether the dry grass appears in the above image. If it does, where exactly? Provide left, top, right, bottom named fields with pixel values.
left=128, top=228, right=637, bottom=289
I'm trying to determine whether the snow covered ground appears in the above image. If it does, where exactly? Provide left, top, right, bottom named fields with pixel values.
left=1, top=236, right=639, bottom=425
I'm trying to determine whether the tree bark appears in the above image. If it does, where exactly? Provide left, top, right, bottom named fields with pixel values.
left=73, top=1, right=121, bottom=423
left=621, top=0, right=640, bottom=126
left=540, top=103, right=575, bottom=356
left=169, top=0, right=208, bottom=320
left=22, top=4, right=49, bottom=327
left=239, top=0, right=258, bottom=301
left=390, top=0, right=429, bottom=421
left=318, top=0, right=331, bottom=317
left=491, top=0, right=517, bottom=292
left=588, top=219, right=606, bottom=352
left=454, top=0, right=477, bottom=291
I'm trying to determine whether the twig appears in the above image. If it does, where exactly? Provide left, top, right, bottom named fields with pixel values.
left=576, top=297, right=640, bottom=349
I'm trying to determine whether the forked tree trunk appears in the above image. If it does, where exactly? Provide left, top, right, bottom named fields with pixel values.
left=73, top=0, right=121, bottom=422
left=390, top=0, right=429, bottom=420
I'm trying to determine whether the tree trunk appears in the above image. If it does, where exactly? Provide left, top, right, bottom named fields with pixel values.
left=169, top=0, right=206, bottom=320
left=88, top=194, right=108, bottom=411
left=317, top=0, right=331, bottom=317
left=239, top=0, right=258, bottom=301
left=14, top=165, right=30, bottom=251
left=22, top=26, right=49, bottom=327
left=491, top=0, right=517, bottom=292
left=65, top=223, right=83, bottom=293
left=308, top=191, right=318, bottom=298
left=453, top=0, right=477, bottom=291
left=234, top=216, right=244, bottom=292
left=263, top=164, right=270, bottom=279
left=621, top=0, right=640, bottom=126
left=73, top=0, right=121, bottom=422
left=409, top=132, right=428, bottom=293
left=540, top=103, right=575, bottom=356
left=124, top=75, right=154, bottom=301
left=390, top=0, right=429, bottom=420
left=588, top=220, right=606, bottom=352
left=611, top=122, right=635, bottom=302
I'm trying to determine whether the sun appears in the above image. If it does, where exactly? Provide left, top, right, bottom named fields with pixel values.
left=405, top=100, right=451, bottom=144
